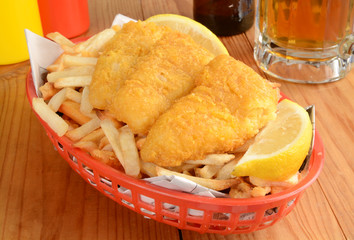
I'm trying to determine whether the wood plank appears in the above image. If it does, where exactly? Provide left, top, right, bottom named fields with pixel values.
left=0, top=65, right=31, bottom=240
left=141, top=0, right=193, bottom=19
left=83, top=0, right=144, bottom=36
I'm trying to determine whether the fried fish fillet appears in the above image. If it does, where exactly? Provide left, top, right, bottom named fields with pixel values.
left=109, top=31, right=214, bottom=134
left=89, top=21, right=171, bottom=109
left=140, top=55, right=279, bottom=167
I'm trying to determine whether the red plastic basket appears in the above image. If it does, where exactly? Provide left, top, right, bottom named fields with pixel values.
left=26, top=71, right=324, bottom=235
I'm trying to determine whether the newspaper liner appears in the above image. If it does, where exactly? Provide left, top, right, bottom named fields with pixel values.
left=25, top=14, right=299, bottom=220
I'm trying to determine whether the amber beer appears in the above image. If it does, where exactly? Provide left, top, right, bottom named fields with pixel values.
left=254, top=0, right=354, bottom=83
left=258, top=0, right=353, bottom=49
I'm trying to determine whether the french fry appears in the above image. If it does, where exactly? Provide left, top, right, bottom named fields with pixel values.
left=140, top=160, right=157, bottom=177
left=100, top=118, right=125, bottom=167
left=166, top=165, right=184, bottom=173
left=90, top=149, right=121, bottom=169
left=61, top=44, right=77, bottom=54
left=182, top=164, right=199, bottom=171
left=63, top=117, right=79, bottom=130
left=82, top=110, right=97, bottom=119
left=58, top=100, right=91, bottom=125
left=234, top=138, right=255, bottom=152
left=39, top=82, right=59, bottom=100
left=215, top=153, right=243, bottom=180
left=48, top=88, right=67, bottom=112
left=54, top=76, right=92, bottom=88
left=186, top=154, right=235, bottom=165
left=65, top=116, right=101, bottom=142
left=46, top=64, right=60, bottom=72
left=195, top=165, right=223, bottom=179
left=99, top=136, right=109, bottom=149
left=156, top=166, right=239, bottom=191
left=74, top=29, right=116, bottom=57
left=101, top=144, right=113, bottom=151
left=118, top=125, right=140, bottom=178
left=166, top=163, right=200, bottom=173
left=80, top=128, right=105, bottom=143
left=65, top=88, right=82, bottom=103
left=32, top=98, right=68, bottom=137
left=47, top=66, right=95, bottom=83
left=229, top=182, right=252, bottom=198
left=80, top=86, right=93, bottom=115
left=47, top=32, right=75, bottom=48
left=63, top=55, right=98, bottom=67
left=251, top=186, right=271, bottom=197
left=47, top=53, right=65, bottom=72
left=96, top=110, right=124, bottom=129
left=271, top=186, right=286, bottom=194
left=73, top=141, right=98, bottom=152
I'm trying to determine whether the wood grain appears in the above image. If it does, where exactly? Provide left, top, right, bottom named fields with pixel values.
left=0, top=0, right=353, bottom=239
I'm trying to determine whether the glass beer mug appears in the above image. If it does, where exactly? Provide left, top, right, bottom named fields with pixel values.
left=254, top=0, right=354, bottom=83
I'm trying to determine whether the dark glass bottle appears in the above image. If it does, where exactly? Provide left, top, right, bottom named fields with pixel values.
left=193, top=0, right=255, bottom=36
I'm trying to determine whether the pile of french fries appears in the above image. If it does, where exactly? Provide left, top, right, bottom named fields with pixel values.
left=32, top=27, right=300, bottom=198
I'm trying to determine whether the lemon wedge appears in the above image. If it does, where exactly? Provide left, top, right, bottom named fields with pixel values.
left=145, top=14, right=229, bottom=56
left=232, top=99, right=312, bottom=181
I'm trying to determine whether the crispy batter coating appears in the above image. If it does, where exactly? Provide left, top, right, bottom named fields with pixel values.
left=141, top=55, right=279, bottom=166
left=109, top=31, right=214, bottom=134
left=89, top=21, right=171, bottom=109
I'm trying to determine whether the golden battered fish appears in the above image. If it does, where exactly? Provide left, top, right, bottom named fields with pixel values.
left=140, top=55, right=279, bottom=167
left=109, top=31, right=214, bottom=134
left=89, top=21, right=171, bottom=109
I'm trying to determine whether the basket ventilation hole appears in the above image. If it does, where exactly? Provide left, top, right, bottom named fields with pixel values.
left=212, top=212, right=230, bottom=220
left=163, top=215, right=178, bottom=222
left=264, top=207, right=278, bottom=217
left=139, top=194, right=155, bottom=206
left=82, top=164, right=94, bottom=176
left=57, top=141, right=64, bottom=151
left=100, top=177, right=112, bottom=188
left=186, top=222, right=202, bottom=229
left=188, top=208, right=204, bottom=218
left=118, top=186, right=131, bottom=197
left=68, top=152, right=78, bottom=164
left=261, top=220, right=274, bottom=226
left=140, top=208, right=155, bottom=216
left=162, top=203, right=179, bottom=213
left=287, top=198, right=296, bottom=207
left=103, top=189, right=114, bottom=197
left=163, top=216, right=178, bottom=223
left=239, top=212, right=255, bottom=221
left=88, top=179, right=96, bottom=186
left=236, top=225, right=250, bottom=230
left=209, top=225, right=227, bottom=231
left=121, top=199, right=134, bottom=208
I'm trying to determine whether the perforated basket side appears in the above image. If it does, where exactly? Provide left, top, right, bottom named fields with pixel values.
left=41, top=125, right=322, bottom=234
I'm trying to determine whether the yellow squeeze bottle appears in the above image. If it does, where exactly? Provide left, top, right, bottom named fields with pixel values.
left=0, top=0, right=43, bottom=65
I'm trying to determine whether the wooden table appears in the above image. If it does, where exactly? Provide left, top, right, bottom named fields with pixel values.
left=1, top=0, right=353, bottom=239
